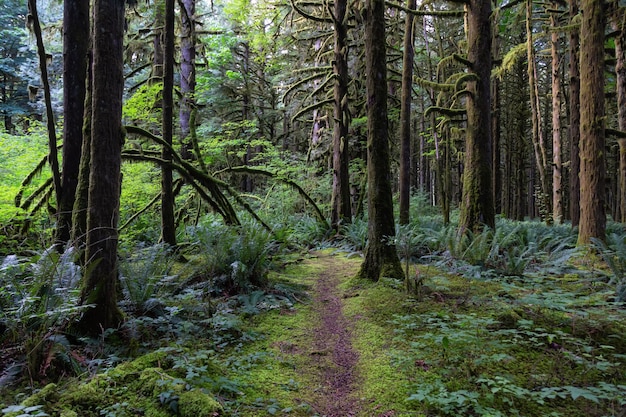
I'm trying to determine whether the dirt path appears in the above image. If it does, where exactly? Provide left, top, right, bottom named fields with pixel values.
left=304, top=252, right=362, bottom=417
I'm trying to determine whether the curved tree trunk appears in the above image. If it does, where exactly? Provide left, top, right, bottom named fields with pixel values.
left=398, top=0, right=416, bottom=225
left=358, top=0, right=403, bottom=281
left=78, top=0, right=125, bottom=333
left=57, top=0, right=90, bottom=246
left=28, top=0, right=61, bottom=212
left=577, top=0, right=606, bottom=245
left=330, top=0, right=352, bottom=229
left=458, top=0, right=494, bottom=233
left=569, top=0, right=581, bottom=225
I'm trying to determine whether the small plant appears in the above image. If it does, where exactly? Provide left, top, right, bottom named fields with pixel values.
left=0, top=247, right=88, bottom=381
left=118, top=243, right=176, bottom=315
left=593, top=234, right=626, bottom=302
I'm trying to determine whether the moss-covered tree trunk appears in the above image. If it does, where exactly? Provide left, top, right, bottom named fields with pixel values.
left=550, top=4, right=563, bottom=224
left=71, top=50, right=92, bottom=248
left=398, top=0, right=416, bottom=225
left=613, top=5, right=626, bottom=223
left=330, top=0, right=352, bottom=230
left=357, top=0, right=403, bottom=281
left=161, top=0, right=176, bottom=247
left=526, top=0, right=551, bottom=222
left=577, top=0, right=606, bottom=245
left=179, top=0, right=196, bottom=161
left=569, top=0, right=581, bottom=225
left=491, top=17, right=501, bottom=216
left=458, top=0, right=494, bottom=233
left=56, top=0, right=89, bottom=245
left=78, top=0, right=125, bottom=333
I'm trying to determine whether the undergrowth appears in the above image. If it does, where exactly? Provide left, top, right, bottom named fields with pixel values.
left=1, top=211, right=626, bottom=416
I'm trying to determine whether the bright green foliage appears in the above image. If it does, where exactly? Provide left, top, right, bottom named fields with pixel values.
left=0, top=130, right=49, bottom=221
left=123, top=83, right=163, bottom=129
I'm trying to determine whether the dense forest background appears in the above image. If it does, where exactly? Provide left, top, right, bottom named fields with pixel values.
left=1, top=0, right=626, bottom=416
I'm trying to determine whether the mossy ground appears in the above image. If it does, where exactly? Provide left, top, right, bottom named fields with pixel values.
left=2, top=250, right=625, bottom=416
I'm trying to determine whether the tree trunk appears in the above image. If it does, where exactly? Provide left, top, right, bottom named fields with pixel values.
left=613, top=5, right=626, bottom=223
left=161, top=0, right=176, bottom=247
left=619, top=140, right=626, bottom=222
left=330, top=0, right=352, bottom=229
left=569, top=0, right=581, bottom=225
left=71, top=50, right=92, bottom=248
left=577, top=0, right=606, bottom=245
left=458, top=0, right=494, bottom=233
left=551, top=4, right=563, bottom=224
left=398, top=0, right=416, bottom=225
left=57, top=0, right=89, bottom=246
left=179, top=0, right=196, bottom=161
left=28, top=0, right=62, bottom=212
left=78, top=0, right=125, bottom=333
left=491, top=19, right=501, bottom=215
left=526, top=0, right=551, bottom=222
left=357, top=0, right=403, bottom=281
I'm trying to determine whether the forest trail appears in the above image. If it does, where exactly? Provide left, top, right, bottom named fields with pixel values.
left=301, top=251, right=363, bottom=417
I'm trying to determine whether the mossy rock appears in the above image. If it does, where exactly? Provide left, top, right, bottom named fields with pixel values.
left=178, top=389, right=223, bottom=416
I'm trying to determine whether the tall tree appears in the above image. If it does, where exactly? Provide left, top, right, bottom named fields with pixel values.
left=179, top=0, right=196, bottom=161
left=526, top=0, right=551, bottom=221
left=27, top=0, right=62, bottom=212
left=56, top=0, right=90, bottom=245
left=577, top=0, right=606, bottom=245
left=569, top=0, right=581, bottom=225
left=161, top=0, right=176, bottom=246
left=358, top=0, right=403, bottom=281
left=550, top=3, right=563, bottom=224
left=330, top=0, right=352, bottom=229
left=78, top=0, right=125, bottom=333
left=458, top=0, right=495, bottom=233
left=612, top=3, right=626, bottom=223
left=399, top=0, right=417, bottom=225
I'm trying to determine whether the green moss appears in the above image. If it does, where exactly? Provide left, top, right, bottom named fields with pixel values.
left=21, top=383, right=59, bottom=407
left=178, top=389, right=223, bottom=416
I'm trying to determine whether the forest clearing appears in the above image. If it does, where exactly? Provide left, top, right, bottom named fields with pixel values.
left=2, top=0, right=626, bottom=415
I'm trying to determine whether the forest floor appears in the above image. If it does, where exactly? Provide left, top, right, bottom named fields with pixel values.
left=3, top=249, right=626, bottom=417
left=297, top=251, right=362, bottom=416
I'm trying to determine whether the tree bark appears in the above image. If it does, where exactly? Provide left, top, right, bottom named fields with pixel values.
left=161, top=0, right=176, bottom=247
left=577, top=0, right=606, bottom=245
left=28, top=0, right=62, bottom=213
left=71, top=50, right=92, bottom=248
left=57, top=0, right=89, bottom=245
left=78, top=0, right=125, bottom=333
left=358, top=0, right=403, bottom=281
left=569, top=0, right=581, bottom=225
left=458, top=0, right=494, bottom=233
left=398, top=0, right=416, bottom=225
left=613, top=4, right=626, bottom=223
left=551, top=4, right=563, bottom=224
left=330, top=0, right=352, bottom=229
left=179, top=0, right=196, bottom=161
left=526, top=0, right=551, bottom=222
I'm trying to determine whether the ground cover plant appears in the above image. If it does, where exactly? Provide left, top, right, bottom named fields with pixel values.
left=0, top=212, right=625, bottom=416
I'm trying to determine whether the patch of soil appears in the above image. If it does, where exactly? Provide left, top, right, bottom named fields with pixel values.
left=306, top=252, right=362, bottom=417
